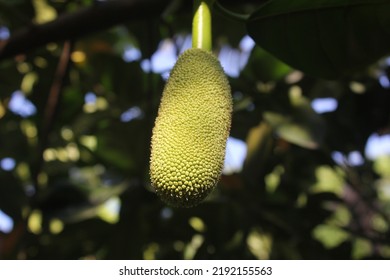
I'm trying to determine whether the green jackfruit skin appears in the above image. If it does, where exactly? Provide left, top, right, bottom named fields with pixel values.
left=150, top=48, right=232, bottom=207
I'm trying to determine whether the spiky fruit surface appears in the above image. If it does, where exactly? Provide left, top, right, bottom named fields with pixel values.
left=150, top=48, right=232, bottom=207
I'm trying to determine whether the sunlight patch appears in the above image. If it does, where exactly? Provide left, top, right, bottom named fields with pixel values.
left=8, top=91, right=37, bottom=118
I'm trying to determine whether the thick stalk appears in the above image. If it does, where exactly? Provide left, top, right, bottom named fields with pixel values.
left=192, top=0, right=215, bottom=51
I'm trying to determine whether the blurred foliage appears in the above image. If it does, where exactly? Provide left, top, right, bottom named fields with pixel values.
left=247, top=0, right=390, bottom=79
left=1, top=0, right=390, bottom=260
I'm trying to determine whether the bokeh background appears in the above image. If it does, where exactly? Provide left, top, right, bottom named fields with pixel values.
left=1, top=0, right=390, bottom=259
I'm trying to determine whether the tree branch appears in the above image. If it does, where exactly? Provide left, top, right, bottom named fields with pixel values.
left=0, top=0, right=171, bottom=61
left=0, top=0, right=261, bottom=61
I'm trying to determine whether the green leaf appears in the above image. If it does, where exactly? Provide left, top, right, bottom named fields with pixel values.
left=263, top=88, right=326, bottom=149
left=373, top=155, right=390, bottom=177
left=240, top=46, right=292, bottom=82
left=312, top=224, right=349, bottom=249
left=352, top=238, right=372, bottom=259
left=247, top=0, right=390, bottom=79
left=242, top=122, right=273, bottom=184
left=311, top=165, right=345, bottom=196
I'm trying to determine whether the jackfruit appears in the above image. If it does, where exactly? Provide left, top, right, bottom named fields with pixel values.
left=150, top=48, right=232, bottom=207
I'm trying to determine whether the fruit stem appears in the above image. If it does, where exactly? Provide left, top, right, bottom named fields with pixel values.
left=192, top=0, right=215, bottom=51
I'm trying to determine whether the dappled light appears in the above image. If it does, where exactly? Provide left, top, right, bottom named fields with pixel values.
left=218, top=37, right=254, bottom=78
left=120, top=106, right=143, bottom=123
left=0, top=210, right=14, bottom=234
left=8, top=91, right=37, bottom=117
left=0, top=158, right=16, bottom=171
left=0, top=26, right=10, bottom=40
left=311, top=98, right=338, bottom=114
left=123, top=45, right=142, bottom=63
left=365, top=133, right=390, bottom=160
left=223, top=137, right=247, bottom=175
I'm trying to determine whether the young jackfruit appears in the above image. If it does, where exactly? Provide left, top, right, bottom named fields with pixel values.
left=150, top=48, right=232, bottom=207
